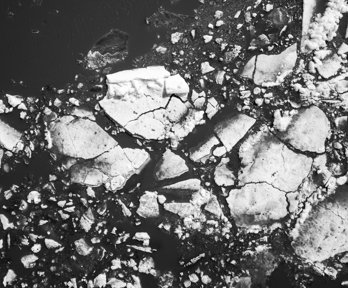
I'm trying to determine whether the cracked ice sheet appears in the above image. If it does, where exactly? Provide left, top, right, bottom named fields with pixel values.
left=99, top=66, right=203, bottom=142
left=49, top=115, right=117, bottom=159
left=238, top=125, right=313, bottom=192
left=49, top=116, right=150, bottom=191
left=71, top=145, right=150, bottom=191
left=292, top=188, right=348, bottom=262
left=190, top=113, right=255, bottom=163
left=213, top=114, right=256, bottom=152
left=241, top=44, right=297, bottom=86
left=273, top=106, right=330, bottom=154
left=227, top=183, right=288, bottom=227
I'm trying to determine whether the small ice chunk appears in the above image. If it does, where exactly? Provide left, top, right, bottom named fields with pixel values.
left=171, top=32, right=183, bottom=44
left=21, top=254, right=39, bottom=268
left=3, top=269, right=16, bottom=286
left=45, top=238, right=62, bottom=249
left=137, top=191, right=160, bottom=218
left=75, top=238, right=93, bottom=256
left=155, top=149, right=189, bottom=181
left=201, top=62, right=215, bottom=74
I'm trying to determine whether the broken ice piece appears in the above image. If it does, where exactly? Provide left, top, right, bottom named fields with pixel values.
left=205, top=98, right=219, bottom=119
left=133, top=232, right=150, bottom=246
left=203, top=35, right=213, bottom=43
left=70, top=144, right=150, bottom=192
left=139, top=257, right=156, bottom=276
left=94, top=273, right=107, bottom=288
left=3, top=269, right=16, bottom=287
left=201, top=61, right=215, bottom=74
left=165, top=74, right=190, bottom=99
left=171, top=32, right=183, bottom=44
left=44, top=238, right=62, bottom=249
left=49, top=116, right=117, bottom=159
left=137, top=191, right=160, bottom=218
left=163, top=202, right=200, bottom=218
left=241, top=44, right=297, bottom=86
left=159, top=178, right=201, bottom=197
left=74, top=238, right=93, bottom=256
left=204, top=195, right=223, bottom=218
left=213, top=114, right=255, bottom=151
left=189, top=135, right=220, bottom=163
left=214, top=158, right=235, bottom=187
left=85, top=28, right=129, bottom=70
left=215, top=70, right=225, bottom=85
left=0, top=214, right=14, bottom=230
left=21, top=254, right=39, bottom=268
left=0, top=119, right=23, bottom=152
left=227, top=183, right=288, bottom=226
left=292, top=189, right=348, bottom=262
left=80, top=208, right=95, bottom=232
left=273, top=106, right=330, bottom=153
left=6, top=94, right=24, bottom=108
left=27, top=191, right=41, bottom=204
left=316, top=52, right=342, bottom=79
left=154, top=149, right=189, bottom=181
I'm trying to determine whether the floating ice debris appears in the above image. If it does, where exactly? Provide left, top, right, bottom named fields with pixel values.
left=241, top=44, right=297, bottom=86
left=137, top=191, right=160, bottom=218
left=50, top=115, right=150, bottom=191
left=74, top=238, right=93, bottom=256
left=214, top=158, right=235, bottom=187
left=154, top=149, right=189, bottom=181
left=85, top=29, right=129, bottom=69
left=49, top=116, right=117, bottom=159
left=70, top=145, right=150, bottom=191
left=0, top=119, right=23, bottom=152
left=213, top=114, right=256, bottom=152
left=3, top=269, right=16, bottom=287
left=238, top=126, right=313, bottom=192
left=44, top=238, right=62, bottom=249
left=21, top=254, right=39, bottom=269
left=171, top=32, right=183, bottom=44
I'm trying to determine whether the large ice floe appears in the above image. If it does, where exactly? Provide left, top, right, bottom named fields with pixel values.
left=238, top=125, right=313, bottom=192
left=226, top=125, right=313, bottom=227
left=273, top=106, right=331, bottom=154
left=99, top=66, right=204, bottom=145
left=49, top=115, right=150, bottom=191
left=292, top=188, right=348, bottom=262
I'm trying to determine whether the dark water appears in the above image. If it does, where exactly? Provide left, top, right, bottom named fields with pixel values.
left=0, top=0, right=198, bottom=95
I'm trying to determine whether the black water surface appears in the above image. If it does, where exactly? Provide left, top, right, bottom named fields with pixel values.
left=0, top=0, right=199, bottom=95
